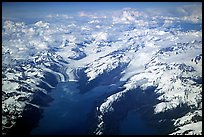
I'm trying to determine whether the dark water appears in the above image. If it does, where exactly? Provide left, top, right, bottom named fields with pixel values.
left=31, top=82, right=89, bottom=134
left=31, top=80, right=160, bottom=135
left=120, top=110, right=158, bottom=135
left=31, top=81, right=119, bottom=135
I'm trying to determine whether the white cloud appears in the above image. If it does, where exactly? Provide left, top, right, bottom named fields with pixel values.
left=79, top=11, right=86, bottom=17
left=144, top=3, right=202, bottom=23
left=78, top=11, right=96, bottom=18
left=78, top=11, right=107, bottom=19
left=112, top=8, right=145, bottom=25
left=35, top=21, right=50, bottom=28
left=47, top=14, right=72, bottom=19
left=177, top=4, right=202, bottom=23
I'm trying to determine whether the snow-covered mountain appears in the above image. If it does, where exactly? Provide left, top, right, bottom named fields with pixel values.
left=2, top=7, right=202, bottom=135
left=93, top=29, right=202, bottom=135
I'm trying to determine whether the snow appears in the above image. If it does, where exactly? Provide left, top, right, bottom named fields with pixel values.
left=174, top=111, right=202, bottom=127
left=154, top=102, right=179, bottom=114
left=2, top=81, right=19, bottom=93
left=4, top=97, right=16, bottom=107
left=170, top=121, right=202, bottom=135
left=99, top=88, right=130, bottom=115
left=62, top=35, right=76, bottom=43
left=92, top=32, right=108, bottom=41
left=5, top=72, right=18, bottom=80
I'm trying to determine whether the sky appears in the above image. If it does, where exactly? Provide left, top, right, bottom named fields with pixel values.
left=2, top=2, right=201, bottom=16
left=2, top=2, right=199, bottom=10
left=2, top=2, right=202, bottom=23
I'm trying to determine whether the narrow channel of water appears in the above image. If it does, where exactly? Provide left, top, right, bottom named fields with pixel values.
left=31, top=80, right=160, bottom=135
left=31, top=81, right=119, bottom=135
